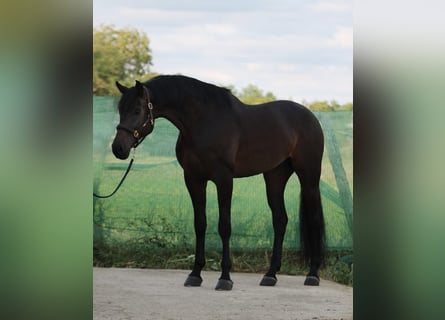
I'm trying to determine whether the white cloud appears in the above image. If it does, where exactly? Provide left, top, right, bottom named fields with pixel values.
left=201, top=24, right=238, bottom=37
left=309, top=1, right=352, bottom=13
left=246, top=63, right=263, bottom=72
left=235, top=63, right=352, bottom=103
left=119, top=7, right=205, bottom=24
left=93, top=1, right=352, bottom=102
left=326, top=27, right=353, bottom=48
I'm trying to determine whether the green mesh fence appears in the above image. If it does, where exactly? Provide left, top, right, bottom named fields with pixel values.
left=93, top=96, right=353, bottom=251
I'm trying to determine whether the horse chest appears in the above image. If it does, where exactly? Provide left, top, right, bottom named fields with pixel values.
left=176, top=138, right=233, bottom=178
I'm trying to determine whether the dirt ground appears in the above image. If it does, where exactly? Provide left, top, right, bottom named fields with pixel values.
left=94, top=268, right=352, bottom=320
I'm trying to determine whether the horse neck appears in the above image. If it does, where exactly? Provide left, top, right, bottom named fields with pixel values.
left=150, top=91, right=205, bottom=138
left=149, top=80, right=229, bottom=137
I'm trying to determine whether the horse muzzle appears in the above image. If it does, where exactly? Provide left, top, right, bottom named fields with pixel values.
left=112, top=133, right=133, bottom=160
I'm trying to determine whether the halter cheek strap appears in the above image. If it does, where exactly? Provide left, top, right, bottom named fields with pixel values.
left=116, top=99, right=155, bottom=148
left=132, top=101, right=154, bottom=138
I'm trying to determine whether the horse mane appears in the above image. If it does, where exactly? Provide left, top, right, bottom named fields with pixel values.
left=145, top=75, right=234, bottom=110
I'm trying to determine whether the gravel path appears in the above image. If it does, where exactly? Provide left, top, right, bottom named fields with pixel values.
left=94, top=268, right=352, bottom=320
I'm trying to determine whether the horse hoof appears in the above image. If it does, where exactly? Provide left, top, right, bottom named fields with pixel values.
left=304, top=275, right=320, bottom=286
left=260, top=276, right=277, bottom=286
left=215, top=279, right=233, bottom=291
left=184, top=275, right=203, bottom=287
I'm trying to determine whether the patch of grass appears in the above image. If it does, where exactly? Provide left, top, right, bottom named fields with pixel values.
left=94, top=238, right=353, bottom=286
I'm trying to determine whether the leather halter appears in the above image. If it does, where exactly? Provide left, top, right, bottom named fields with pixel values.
left=116, top=97, right=154, bottom=148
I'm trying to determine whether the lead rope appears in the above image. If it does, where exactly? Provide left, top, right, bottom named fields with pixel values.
left=93, top=148, right=136, bottom=199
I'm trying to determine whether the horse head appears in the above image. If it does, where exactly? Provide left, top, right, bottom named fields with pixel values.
left=112, top=80, right=155, bottom=159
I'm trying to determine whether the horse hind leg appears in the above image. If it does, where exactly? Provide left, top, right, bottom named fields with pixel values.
left=292, top=151, right=326, bottom=286
left=260, top=161, right=293, bottom=286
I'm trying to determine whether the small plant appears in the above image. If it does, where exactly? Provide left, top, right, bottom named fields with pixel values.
left=94, top=246, right=353, bottom=286
left=319, top=252, right=353, bottom=286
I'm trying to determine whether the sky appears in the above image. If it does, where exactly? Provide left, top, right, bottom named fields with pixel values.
left=93, top=0, right=352, bottom=104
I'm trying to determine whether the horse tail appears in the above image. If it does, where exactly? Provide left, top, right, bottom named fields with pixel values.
left=299, top=184, right=326, bottom=267
left=293, top=115, right=326, bottom=268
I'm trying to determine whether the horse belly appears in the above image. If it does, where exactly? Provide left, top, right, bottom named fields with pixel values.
left=233, top=104, right=302, bottom=177
left=233, top=145, right=291, bottom=178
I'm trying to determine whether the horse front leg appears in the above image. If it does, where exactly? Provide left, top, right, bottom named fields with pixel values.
left=214, top=175, right=234, bottom=291
left=183, top=173, right=207, bottom=287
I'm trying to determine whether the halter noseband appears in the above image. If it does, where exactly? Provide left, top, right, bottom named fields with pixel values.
left=116, top=96, right=155, bottom=148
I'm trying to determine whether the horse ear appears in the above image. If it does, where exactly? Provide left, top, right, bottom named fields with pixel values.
left=135, top=80, right=146, bottom=98
left=116, top=81, right=129, bottom=94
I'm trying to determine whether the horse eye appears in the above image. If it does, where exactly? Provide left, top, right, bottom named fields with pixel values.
left=134, top=108, right=141, bottom=115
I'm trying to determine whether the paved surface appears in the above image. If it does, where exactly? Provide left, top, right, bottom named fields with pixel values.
left=94, top=268, right=352, bottom=320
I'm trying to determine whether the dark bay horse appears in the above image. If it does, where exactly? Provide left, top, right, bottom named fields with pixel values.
left=112, top=75, right=325, bottom=290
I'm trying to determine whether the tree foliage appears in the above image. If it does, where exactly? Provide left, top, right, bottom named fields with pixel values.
left=303, top=99, right=353, bottom=111
left=228, top=84, right=352, bottom=110
left=93, top=25, right=153, bottom=96
left=231, top=84, right=276, bottom=104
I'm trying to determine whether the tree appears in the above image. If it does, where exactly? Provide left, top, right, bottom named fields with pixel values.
left=339, top=102, right=353, bottom=111
left=330, top=99, right=341, bottom=111
left=306, top=100, right=353, bottom=111
left=93, top=25, right=153, bottom=96
left=308, top=100, right=332, bottom=111
left=237, top=84, right=276, bottom=104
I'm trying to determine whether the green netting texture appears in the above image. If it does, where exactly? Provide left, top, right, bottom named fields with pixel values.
left=94, top=97, right=353, bottom=251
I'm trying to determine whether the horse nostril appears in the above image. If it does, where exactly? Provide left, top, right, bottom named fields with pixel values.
left=112, top=142, right=122, bottom=157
